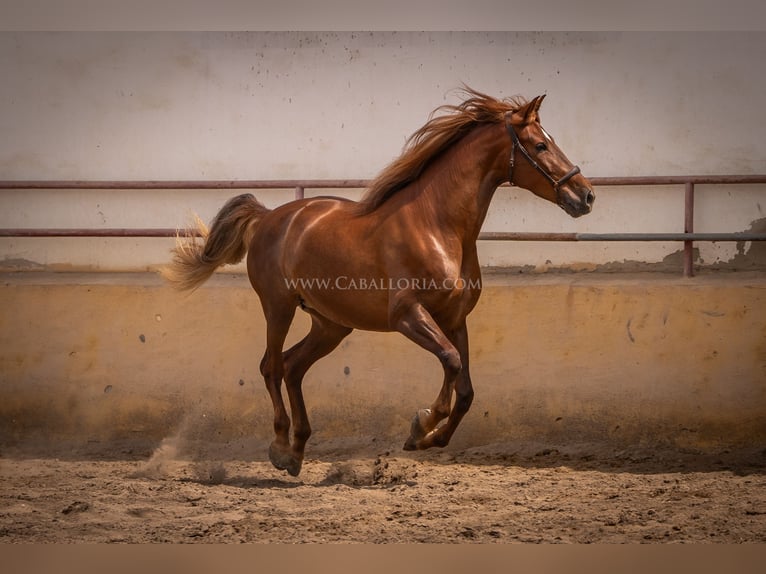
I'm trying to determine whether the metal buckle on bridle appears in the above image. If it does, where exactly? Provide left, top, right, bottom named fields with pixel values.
left=506, top=120, right=580, bottom=193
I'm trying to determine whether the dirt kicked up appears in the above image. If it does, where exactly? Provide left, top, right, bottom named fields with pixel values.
left=2, top=440, right=765, bottom=543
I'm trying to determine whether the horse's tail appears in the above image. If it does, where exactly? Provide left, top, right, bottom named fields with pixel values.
left=162, top=193, right=269, bottom=291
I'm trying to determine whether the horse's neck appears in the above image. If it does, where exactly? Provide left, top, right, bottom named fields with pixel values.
left=412, top=123, right=509, bottom=243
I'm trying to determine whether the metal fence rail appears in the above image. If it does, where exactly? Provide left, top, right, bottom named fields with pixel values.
left=2, top=175, right=765, bottom=277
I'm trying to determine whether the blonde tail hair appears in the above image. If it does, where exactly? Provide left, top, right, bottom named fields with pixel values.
left=162, top=193, right=269, bottom=291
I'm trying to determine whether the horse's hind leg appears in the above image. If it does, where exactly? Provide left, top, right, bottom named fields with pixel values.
left=282, top=314, right=352, bottom=474
left=259, top=303, right=298, bottom=475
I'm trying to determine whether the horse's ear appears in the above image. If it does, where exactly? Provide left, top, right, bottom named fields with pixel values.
left=509, top=95, right=545, bottom=126
left=524, top=94, right=545, bottom=122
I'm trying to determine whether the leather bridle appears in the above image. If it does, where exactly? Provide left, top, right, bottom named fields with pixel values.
left=505, top=119, right=581, bottom=193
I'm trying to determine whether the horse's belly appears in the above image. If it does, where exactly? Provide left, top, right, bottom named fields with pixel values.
left=300, top=288, right=391, bottom=331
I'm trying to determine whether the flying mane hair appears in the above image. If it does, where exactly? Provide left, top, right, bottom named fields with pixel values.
left=355, top=86, right=529, bottom=215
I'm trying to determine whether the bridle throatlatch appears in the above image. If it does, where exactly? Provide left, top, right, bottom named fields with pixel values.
left=506, top=120, right=581, bottom=192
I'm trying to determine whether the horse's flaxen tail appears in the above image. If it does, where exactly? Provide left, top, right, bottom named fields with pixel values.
left=161, top=193, right=269, bottom=291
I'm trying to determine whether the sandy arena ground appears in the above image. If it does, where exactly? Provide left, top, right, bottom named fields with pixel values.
left=2, top=439, right=765, bottom=543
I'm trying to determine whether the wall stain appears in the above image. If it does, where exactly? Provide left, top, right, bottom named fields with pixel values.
left=710, top=217, right=766, bottom=271
left=486, top=218, right=766, bottom=276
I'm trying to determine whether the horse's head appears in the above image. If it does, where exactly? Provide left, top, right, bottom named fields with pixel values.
left=505, top=95, right=594, bottom=218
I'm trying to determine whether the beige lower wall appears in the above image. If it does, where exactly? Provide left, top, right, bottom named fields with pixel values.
left=1, top=271, right=765, bottom=456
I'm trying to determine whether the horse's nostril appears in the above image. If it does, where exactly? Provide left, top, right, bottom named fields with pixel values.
left=585, top=189, right=595, bottom=207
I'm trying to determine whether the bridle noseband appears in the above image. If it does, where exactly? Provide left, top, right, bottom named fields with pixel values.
left=506, top=119, right=581, bottom=193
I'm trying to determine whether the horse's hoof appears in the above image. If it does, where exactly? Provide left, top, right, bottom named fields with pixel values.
left=285, top=458, right=303, bottom=477
left=268, top=442, right=289, bottom=470
left=269, top=442, right=303, bottom=476
left=403, top=408, right=431, bottom=451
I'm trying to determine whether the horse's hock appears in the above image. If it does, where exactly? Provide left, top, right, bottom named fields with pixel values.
left=1, top=270, right=765, bottom=456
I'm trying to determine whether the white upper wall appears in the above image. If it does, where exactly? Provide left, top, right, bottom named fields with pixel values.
left=1, top=32, right=765, bottom=271
left=2, top=31, right=765, bottom=180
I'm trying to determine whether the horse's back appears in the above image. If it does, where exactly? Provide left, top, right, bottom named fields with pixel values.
left=246, top=195, right=362, bottom=280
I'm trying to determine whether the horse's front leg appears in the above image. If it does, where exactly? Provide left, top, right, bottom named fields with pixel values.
left=392, top=302, right=464, bottom=450
left=414, top=321, right=474, bottom=449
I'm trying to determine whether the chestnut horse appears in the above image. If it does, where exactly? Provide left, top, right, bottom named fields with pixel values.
left=163, top=87, right=594, bottom=476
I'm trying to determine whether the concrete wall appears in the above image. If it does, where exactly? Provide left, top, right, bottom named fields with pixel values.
left=1, top=32, right=765, bottom=272
left=2, top=272, right=764, bottom=455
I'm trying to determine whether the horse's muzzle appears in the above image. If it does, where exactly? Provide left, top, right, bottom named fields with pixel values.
left=559, top=185, right=595, bottom=218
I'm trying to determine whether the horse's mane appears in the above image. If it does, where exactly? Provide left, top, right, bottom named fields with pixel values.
left=356, top=86, right=528, bottom=214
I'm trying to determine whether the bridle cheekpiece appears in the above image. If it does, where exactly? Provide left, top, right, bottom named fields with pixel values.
left=505, top=119, right=581, bottom=193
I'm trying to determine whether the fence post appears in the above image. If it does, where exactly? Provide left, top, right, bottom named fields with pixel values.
left=684, top=181, right=695, bottom=277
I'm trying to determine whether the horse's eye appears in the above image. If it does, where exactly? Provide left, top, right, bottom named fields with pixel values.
left=535, top=142, right=547, bottom=153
